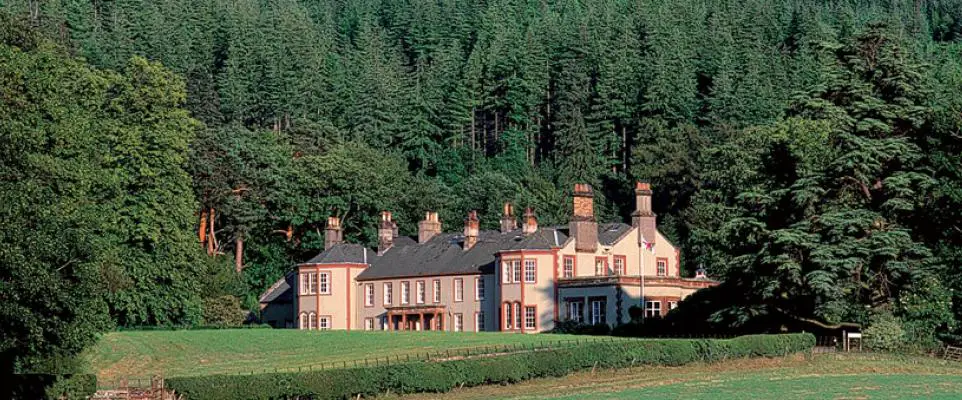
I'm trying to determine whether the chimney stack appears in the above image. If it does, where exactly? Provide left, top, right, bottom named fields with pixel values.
left=500, top=203, right=517, bottom=233
left=324, top=216, right=343, bottom=250
left=463, top=210, right=480, bottom=250
left=569, top=183, right=598, bottom=252
left=631, top=182, right=656, bottom=246
left=522, top=207, right=538, bottom=235
left=378, top=211, right=396, bottom=254
left=418, top=211, right=442, bottom=243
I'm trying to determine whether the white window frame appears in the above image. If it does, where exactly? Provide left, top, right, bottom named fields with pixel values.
left=318, top=316, right=330, bottom=330
left=433, top=280, right=441, bottom=303
left=523, top=260, right=536, bottom=283
left=513, top=303, right=521, bottom=330
left=614, top=257, right=625, bottom=275
left=512, top=260, right=521, bottom=282
left=502, top=261, right=511, bottom=283
left=503, top=303, right=512, bottom=329
left=524, top=306, right=536, bottom=330
left=475, top=277, right=484, bottom=301
left=401, top=281, right=410, bottom=304
left=454, top=313, right=464, bottom=332
left=365, top=284, right=374, bottom=306
left=300, top=272, right=318, bottom=295
left=318, top=272, right=330, bottom=294
left=567, top=302, right=583, bottom=323
left=416, top=281, right=426, bottom=304
left=383, top=283, right=393, bottom=305
left=591, top=300, right=605, bottom=325
left=595, top=258, right=607, bottom=276
left=365, top=318, right=374, bottom=331
left=476, top=312, right=484, bottom=332
left=308, top=312, right=318, bottom=330
left=646, top=301, right=662, bottom=318
left=657, top=260, right=667, bottom=276
left=299, top=312, right=309, bottom=329
left=454, top=278, right=464, bottom=302
left=563, top=257, right=574, bottom=278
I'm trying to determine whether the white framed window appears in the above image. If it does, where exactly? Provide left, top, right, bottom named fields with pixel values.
left=476, top=312, right=484, bottom=332
left=383, top=283, right=393, bottom=305
left=299, top=312, right=309, bottom=329
left=513, top=303, right=521, bottom=330
left=657, top=259, right=667, bottom=276
left=503, top=303, right=512, bottom=329
left=433, top=280, right=441, bottom=303
left=308, top=312, right=318, bottom=330
left=595, top=257, right=608, bottom=276
left=365, top=284, right=374, bottom=306
left=318, top=316, right=331, bottom=330
left=668, top=301, right=678, bottom=312
left=300, top=272, right=318, bottom=295
left=524, top=260, right=536, bottom=283
left=416, top=281, right=426, bottom=304
left=502, top=261, right=511, bottom=283
left=591, top=300, right=606, bottom=325
left=567, top=302, right=583, bottom=322
left=318, top=272, right=330, bottom=294
left=401, top=281, right=410, bottom=304
left=646, top=301, right=662, bottom=318
left=454, top=313, right=464, bottom=332
left=454, top=278, right=464, bottom=302
left=512, top=260, right=521, bottom=282
left=563, top=256, right=574, bottom=278
left=475, top=277, right=484, bottom=301
left=524, top=306, right=536, bottom=330
left=365, top=318, right=374, bottom=330
left=614, top=256, right=625, bottom=275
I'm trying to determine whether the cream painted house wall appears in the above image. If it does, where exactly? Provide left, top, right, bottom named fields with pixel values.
left=295, top=264, right=366, bottom=330
left=496, top=251, right=557, bottom=333
left=356, top=274, right=496, bottom=332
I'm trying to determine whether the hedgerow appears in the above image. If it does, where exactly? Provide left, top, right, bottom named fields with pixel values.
left=166, top=333, right=814, bottom=400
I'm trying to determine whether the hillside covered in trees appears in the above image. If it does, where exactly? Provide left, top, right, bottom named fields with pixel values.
left=2, top=0, right=962, bottom=370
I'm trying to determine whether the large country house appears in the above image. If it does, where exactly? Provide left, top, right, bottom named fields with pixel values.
left=259, top=183, right=716, bottom=332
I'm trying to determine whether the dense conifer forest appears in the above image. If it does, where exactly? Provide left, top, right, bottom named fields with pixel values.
left=2, top=0, right=962, bottom=371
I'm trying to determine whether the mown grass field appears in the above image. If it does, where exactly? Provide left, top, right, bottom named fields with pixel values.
left=85, top=329, right=603, bottom=380
left=390, top=353, right=962, bottom=400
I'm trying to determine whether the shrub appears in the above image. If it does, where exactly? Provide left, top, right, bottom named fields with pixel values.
left=7, top=374, right=96, bottom=400
left=202, top=295, right=246, bottom=326
left=864, top=313, right=906, bottom=352
left=166, top=333, right=814, bottom=400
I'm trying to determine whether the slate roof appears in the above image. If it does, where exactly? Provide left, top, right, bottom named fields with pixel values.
left=259, top=272, right=295, bottom=303
left=300, top=243, right=373, bottom=265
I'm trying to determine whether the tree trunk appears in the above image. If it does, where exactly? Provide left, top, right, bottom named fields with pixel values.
left=207, top=208, right=218, bottom=255
left=199, top=209, right=208, bottom=245
left=235, top=234, right=244, bottom=273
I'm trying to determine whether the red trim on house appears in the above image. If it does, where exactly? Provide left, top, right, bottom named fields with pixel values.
left=498, top=250, right=555, bottom=256
left=345, top=270, right=351, bottom=330
left=553, top=249, right=560, bottom=322
left=356, top=271, right=483, bottom=282
left=675, top=249, right=681, bottom=277
left=298, top=263, right=368, bottom=269
left=594, top=256, right=609, bottom=276
left=315, top=265, right=320, bottom=326
left=557, top=275, right=718, bottom=289
left=519, top=253, right=525, bottom=333
left=613, top=255, right=627, bottom=275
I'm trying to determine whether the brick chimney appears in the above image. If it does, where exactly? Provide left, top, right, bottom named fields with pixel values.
left=378, top=211, right=396, bottom=254
left=500, top=203, right=517, bottom=233
left=631, top=182, right=656, bottom=246
left=418, top=211, right=442, bottom=243
left=324, top=216, right=343, bottom=250
left=463, top=210, right=480, bottom=250
left=569, top=183, right=598, bottom=252
left=522, top=207, right=538, bottom=235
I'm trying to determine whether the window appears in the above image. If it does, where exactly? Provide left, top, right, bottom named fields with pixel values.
left=454, top=278, right=464, bottom=302
left=475, top=277, right=484, bottom=301
left=416, top=281, right=426, bottom=304
left=513, top=303, right=522, bottom=330
left=401, top=281, right=410, bottom=304
left=454, top=314, right=464, bottom=332
left=383, top=283, right=393, bottom=305
left=300, top=272, right=318, bottom=295
left=590, top=299, right=607, bottom=325
left=299, top=312, right=309, bottom=329
left=512, top=260, right=522, bottom=282
left=657, top=258, right=668, bottom=276
left=563, top=256, right=575, bottom=278
left=646, top=301, right=662, bottom=318
left=433, top=280, right=441, bottom=303
left=614, top=256, right=626, bottom=276
left=566, top=301, right=583, bottom=323
left=502, top=261, right=511, bottom=283
left=318, top=316, right=331, bottom=330
left=524, top=306, right=536, bottom=330
left=365, top=318, right=375, bottom=331
left=524, top=259, right=536, bottom=283
left=595, top=257, right=608, bottom=276
left=318, top=272, right=330, bottom=294
left=503, top=303, right=512, bottom=330
left=668, top=301, right=678, bottom=312
left=476, top=312, right=484, bottom=332
left=308, top=312, right=317, bottom=330
left=364, top=284, right=374, bottom=306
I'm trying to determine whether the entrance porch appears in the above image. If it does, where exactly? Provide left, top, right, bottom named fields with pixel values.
left=385, top=305, right=446, bottom=331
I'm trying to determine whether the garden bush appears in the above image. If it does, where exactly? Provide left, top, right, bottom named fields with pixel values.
left=7, top=374, right=96, bottom=400
left=166, top=333, right=814, bottom=400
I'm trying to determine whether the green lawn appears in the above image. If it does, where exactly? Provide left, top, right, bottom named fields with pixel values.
left=85, top=329, right=599, bottom=380
left=392, top=353, right=962, bottom=400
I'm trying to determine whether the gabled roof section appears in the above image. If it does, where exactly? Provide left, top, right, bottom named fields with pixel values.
left=259, top=272, right=295, bottom=303
left=598, top=223, right=633, bottom=246
left=500, top=227, right=567, bottom=251
left=300, top=243, right=373, bottom=265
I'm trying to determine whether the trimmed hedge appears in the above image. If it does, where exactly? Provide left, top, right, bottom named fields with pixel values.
left=167, top=333, right=814, bottom=400
left=7, top=374, right=97, bottom=400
